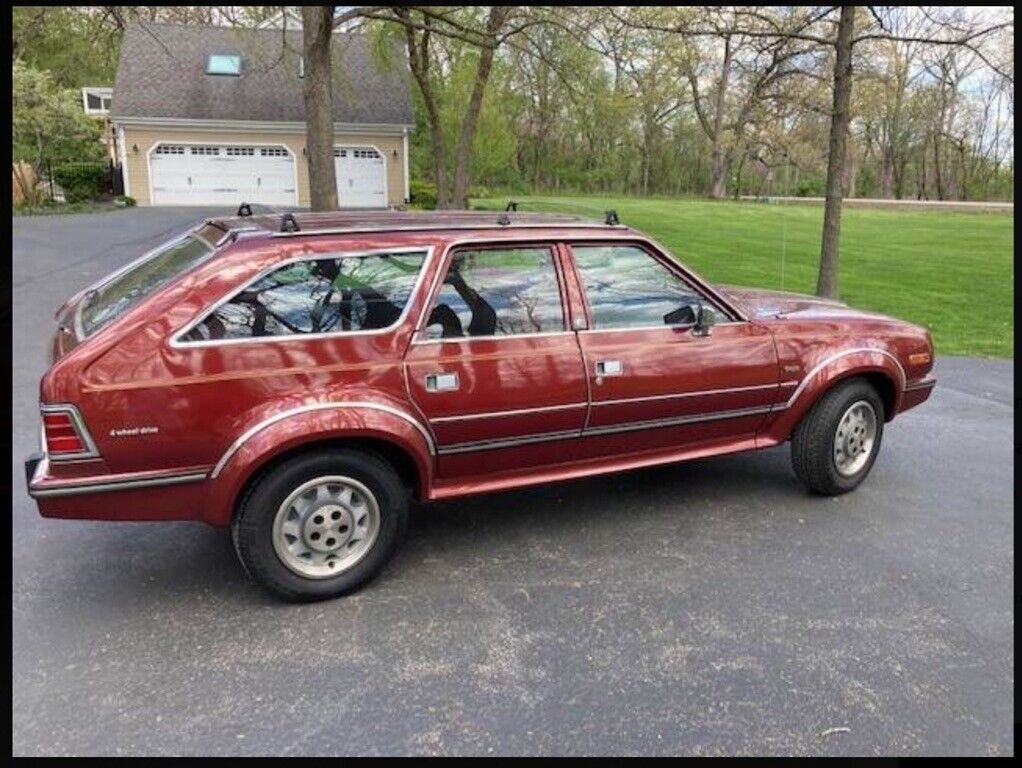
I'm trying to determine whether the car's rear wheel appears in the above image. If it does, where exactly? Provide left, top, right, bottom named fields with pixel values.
left=232, top=449, right=408, bottom=601
left=791, top=378, right=885, bottom=495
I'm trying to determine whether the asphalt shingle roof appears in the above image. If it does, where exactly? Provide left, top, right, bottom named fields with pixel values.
left=111, top=22, right=414, bottom=125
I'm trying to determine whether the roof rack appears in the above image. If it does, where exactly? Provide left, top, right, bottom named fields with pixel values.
left=280, top=212, right=300, bottom=233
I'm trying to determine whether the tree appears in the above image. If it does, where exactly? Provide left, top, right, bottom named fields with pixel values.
left=816, top=6, right=855, bottom=298
left=302, top=6, right=339, bottom=211
left=12, top=59, right=105, bottom=205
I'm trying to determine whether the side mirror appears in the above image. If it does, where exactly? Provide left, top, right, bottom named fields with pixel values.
left=693, top=304, right=715, bottom=337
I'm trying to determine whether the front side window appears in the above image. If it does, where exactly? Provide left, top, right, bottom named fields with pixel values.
left=423, top=247, right=564, bottom=339
left=572, top=244, right=728, bottom=330
left=181, top=251, right=427, bottom=342
left=78, top=223, right=225, bottom=337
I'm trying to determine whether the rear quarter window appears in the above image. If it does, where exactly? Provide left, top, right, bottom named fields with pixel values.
left=179, top=251, right=428, bottom=343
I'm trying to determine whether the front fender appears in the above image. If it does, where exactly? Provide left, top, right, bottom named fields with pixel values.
left=200, top=400, right=435, bottom=527
left=761, top=346, right=906, bottom=444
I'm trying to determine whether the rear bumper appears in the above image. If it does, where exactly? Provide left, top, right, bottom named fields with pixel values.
left=26, top=452, right=214, bottom=523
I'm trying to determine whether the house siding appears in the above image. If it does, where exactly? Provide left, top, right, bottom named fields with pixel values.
left=120, top=127, right=407, bottom=207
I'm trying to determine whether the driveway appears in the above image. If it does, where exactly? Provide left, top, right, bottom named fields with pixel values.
left=12, top=208, right=1014, bottom=756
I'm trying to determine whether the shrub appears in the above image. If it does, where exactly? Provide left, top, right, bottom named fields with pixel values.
left=115, top=195, right=136, bottom=207
left=796, top=177, right=825, bottom=197
left=52, top=162, right=106, bottom=203
left=409, top=179, right=438, bottom=209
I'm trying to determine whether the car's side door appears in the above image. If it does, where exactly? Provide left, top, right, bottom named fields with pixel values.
left=404, top=242, right=588, bottom=480
left=567, top=241, right=782, bottom=459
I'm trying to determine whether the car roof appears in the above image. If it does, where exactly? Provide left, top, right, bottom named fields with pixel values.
left=207, top=209, right=631, bottom=240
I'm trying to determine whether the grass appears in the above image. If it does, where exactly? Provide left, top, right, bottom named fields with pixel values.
left=473, top=194, right=1014, bottom=358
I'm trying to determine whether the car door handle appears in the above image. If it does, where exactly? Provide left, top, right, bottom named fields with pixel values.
left=595, top=360, right=623, bottom=376
left=425, top=372, right=459, bottom=392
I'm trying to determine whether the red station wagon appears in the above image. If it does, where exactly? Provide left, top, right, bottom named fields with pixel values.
left=26, top=209, right=936, bottom=601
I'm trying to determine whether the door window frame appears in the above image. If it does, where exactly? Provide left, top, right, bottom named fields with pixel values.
left=411, top=239, right=573, bottom=344
left=565, top=238, right=748, bottom=332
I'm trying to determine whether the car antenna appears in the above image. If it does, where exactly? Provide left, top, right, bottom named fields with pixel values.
left=280, top=213, right=300, bottom=233
left=604, top=209, right=620, bottom=226
left=236, top=202, right=252, bottom=217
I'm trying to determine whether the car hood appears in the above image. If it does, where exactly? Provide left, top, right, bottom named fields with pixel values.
left=716, top=284, right=854, bottom=318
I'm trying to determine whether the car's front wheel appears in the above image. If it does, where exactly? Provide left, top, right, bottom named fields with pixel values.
left=791, top=377, right=885, bottom=495
left=232, top=449, right=408, bottom=601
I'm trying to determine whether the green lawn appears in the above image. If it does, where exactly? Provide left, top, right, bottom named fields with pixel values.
left=473, top=195, right=1014, bottom=358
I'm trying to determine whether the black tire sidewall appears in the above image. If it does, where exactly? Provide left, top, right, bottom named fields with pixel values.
left=233, top=450, right=408, bottom=601
left=818, top=380, right=885, bottom=493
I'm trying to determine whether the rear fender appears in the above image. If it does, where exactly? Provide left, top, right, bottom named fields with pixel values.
left=762, top=347, right=906, bottom=444
left=201, top=401, right=435, bottom=527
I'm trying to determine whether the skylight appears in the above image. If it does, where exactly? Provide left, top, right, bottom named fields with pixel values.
left=206, top=54, right=241, bottom=76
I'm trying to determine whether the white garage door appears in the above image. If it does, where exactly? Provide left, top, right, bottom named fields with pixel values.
left=334, top=146, right=387, bottom=208
left=149, top=144, right=297, bottom=206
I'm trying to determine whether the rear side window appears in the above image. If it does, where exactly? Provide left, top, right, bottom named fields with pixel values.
left=78, top=224, right=224, bottom=337
left=422, top=246, right=564, bottom=339
left=180, top=251, right=427, bottom=342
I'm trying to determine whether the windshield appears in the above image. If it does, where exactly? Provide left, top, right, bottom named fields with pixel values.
left=77, top=224, right=223, bottom=337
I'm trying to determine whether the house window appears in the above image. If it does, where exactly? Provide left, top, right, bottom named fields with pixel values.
left=82, top=87, right=113, bottom=116
left=206, top=54, right=242, bottom=76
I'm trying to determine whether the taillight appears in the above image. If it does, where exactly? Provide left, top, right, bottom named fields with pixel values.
left=41, top=405, right=98, bottom=459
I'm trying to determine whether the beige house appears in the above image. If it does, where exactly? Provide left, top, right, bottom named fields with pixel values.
left=110, top=23, right=413, bottom=208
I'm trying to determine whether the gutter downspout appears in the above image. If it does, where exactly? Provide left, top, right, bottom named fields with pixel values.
left=116, top=124, right=131, bottom=198
left=403, top=126, right=410, bottom=203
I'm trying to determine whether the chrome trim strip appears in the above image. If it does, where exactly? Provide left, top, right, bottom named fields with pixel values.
left=577, top=321, right=748, bottom=334
left=412, top=330, right=574, bottom=344
left=437, top=429, right=582, bottom=456
left=785, top=347, right=907, bottom=408
left=30, top=471, right=207, bottom=498
left=41, top=403, right=100, bottom=461
left=211, top=401, right=436, bottom=478
left=170, top=246, right=434, bottom=349
left=430, top=402, right=588, bottom=424
left=903, top=377, right=936, bottom=392
left=594, top=382, right=781, bottom=407
left=582, top=404, right=777, bottom=439
left=436, top=404, right=779, bottom=455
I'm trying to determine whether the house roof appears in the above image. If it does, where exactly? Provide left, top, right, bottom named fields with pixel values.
left=111, top=22, right=414, bottom=126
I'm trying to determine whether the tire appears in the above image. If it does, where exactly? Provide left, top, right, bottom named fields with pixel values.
left=232, top=449, right=408, bottom=602
left=791, top=377, right=885, bottom=496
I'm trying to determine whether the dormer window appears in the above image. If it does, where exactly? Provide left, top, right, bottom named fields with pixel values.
left=206, top=54, right=242, bottom=76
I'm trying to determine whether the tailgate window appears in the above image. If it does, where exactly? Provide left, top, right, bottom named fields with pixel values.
left=77, top=224, right=223, bottom=337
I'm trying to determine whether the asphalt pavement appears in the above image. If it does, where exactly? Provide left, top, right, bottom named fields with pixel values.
left=12, top=207, right=1014, bottom=756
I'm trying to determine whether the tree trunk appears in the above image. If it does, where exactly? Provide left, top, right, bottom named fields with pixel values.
left=880, top=149, right=895, bottom=198
left=450, top=6, right=508, bottom=209
left=816, top=5, right=855, bottom=300
left=398, top=9, right=449, bottom=208
left=302, top=6, right=338, bottom=211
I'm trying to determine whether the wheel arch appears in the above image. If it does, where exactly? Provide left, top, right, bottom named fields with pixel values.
left=763, top=348, right=904, bottom=443
left=201, top=402, right=434, bottom=527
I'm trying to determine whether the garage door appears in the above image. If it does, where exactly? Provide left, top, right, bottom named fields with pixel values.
left=149, top=144, right=297, bottom=206
left=334, top=146, right=387, bottom=208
